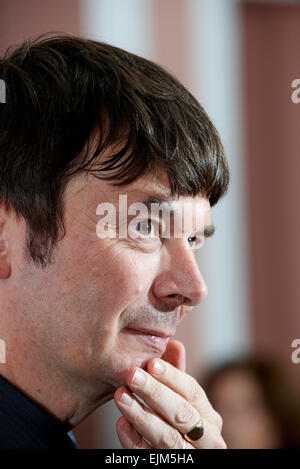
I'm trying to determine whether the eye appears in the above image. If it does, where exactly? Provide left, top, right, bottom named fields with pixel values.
left=187, top=235, right=204, bottom=250
left=128, top=218, right=160, bottom=240
left=136, top=220, right=154, bottom=237
left=187, top=235, right=197, bottom=248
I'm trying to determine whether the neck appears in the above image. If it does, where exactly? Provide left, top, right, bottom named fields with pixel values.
left=0, top=325, right=114, bottom=427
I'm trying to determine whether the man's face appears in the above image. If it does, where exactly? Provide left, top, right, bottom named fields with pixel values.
left=10, top=168, right=211, bottom=393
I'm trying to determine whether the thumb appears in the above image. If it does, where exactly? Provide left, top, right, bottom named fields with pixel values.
left=161, top=339, right=186, bottom=372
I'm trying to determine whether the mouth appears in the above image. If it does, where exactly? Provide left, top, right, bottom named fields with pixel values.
left=123, top=327, right=175, bottom=353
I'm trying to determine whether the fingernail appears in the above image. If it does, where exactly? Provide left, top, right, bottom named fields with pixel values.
left=152, top=360, right=164, bottom=375
left=120, top=392, right=132, bottom=406
left=131, top=369, right=146, bottom=387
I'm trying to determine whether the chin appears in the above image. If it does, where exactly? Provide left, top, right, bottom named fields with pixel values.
left=106, top=354, right=153, bottom=389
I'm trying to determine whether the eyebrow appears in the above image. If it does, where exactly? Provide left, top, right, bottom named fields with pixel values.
left=203, top=224, right=215, bottom=238
left=141, top=196, right=216, bottom=238
left=141, top=196, right=175, bottom=214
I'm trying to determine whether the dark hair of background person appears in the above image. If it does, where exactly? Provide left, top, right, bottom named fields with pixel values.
left=0, top=33, right=229, bottom=268
left=203, top=357, right=300, bottom=449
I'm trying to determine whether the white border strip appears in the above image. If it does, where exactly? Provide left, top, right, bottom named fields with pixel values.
left=80, top=0, right=154, bottom=59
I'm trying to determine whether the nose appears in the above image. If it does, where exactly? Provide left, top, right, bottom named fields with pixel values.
left=151, top=240, right=208, bottom=311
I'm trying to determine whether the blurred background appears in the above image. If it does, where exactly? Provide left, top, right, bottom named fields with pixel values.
left=0, top=0, right=299, bottom=448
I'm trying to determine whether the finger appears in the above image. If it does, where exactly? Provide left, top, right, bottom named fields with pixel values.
left=116, top=416, right=152, bottom=449
left=124, top=367, right=226, bottom=449
left=126, top=367, right=200, bottom=436
left=114, top=387, right=194, bottom=449
left=161, top=340, right=186, bottom=372
left=146, top=358, right=219, bottom=425
left=184, top=418, right=227, bottom=450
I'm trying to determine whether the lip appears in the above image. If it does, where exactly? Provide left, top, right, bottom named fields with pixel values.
left=123, top=327, right=175, bottom=353
left=126, top=327, right=174, bottom=338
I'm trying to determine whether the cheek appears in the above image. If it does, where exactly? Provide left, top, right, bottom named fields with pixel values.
left=90, top=247, right=158, bottom=305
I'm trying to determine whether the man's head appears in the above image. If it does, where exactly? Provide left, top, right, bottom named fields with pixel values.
left=0, top=35, right=229, bottom=395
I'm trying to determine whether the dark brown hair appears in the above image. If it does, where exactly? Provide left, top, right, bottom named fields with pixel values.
left=0, top=33, right=229, bottom=267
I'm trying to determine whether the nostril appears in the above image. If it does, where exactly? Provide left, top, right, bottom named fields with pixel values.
left=151, top=291, right=191, bottom=312
left=167, top=294, right=189, bottom=305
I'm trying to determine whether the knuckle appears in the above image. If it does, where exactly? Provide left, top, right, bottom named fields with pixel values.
left=135, top=410, right=147, bottom=428
left=189, top=378, right=201, bottom=403
left=175, top=401, right=195, bottom=425
left=148, top=383, right=159, bottom=402
left=160, top=429, right=182, bottom=449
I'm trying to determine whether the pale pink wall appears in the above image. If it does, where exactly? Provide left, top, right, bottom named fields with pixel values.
left=242, top=3, right=300, bottom=392
left=152, top=0, right=191, bottom=89
left=0, top=0, right=80, bottom=53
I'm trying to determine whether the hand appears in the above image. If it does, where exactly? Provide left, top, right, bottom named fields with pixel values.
left=114, top=340, right=226, bottom=449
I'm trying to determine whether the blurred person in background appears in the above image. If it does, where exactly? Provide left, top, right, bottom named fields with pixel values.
left=203, top=357, right=300, bottom=449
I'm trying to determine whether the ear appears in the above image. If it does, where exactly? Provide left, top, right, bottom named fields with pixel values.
left=0, top=211, right=11, bottom=279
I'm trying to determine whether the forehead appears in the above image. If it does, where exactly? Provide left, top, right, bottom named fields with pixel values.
left=67, top=167, right=211, bottom=224
left=120, top=170, right=211, bottom=219
left=126, top=169, right=171, bottom=197
left=72, top=132, right=211, bottom=214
